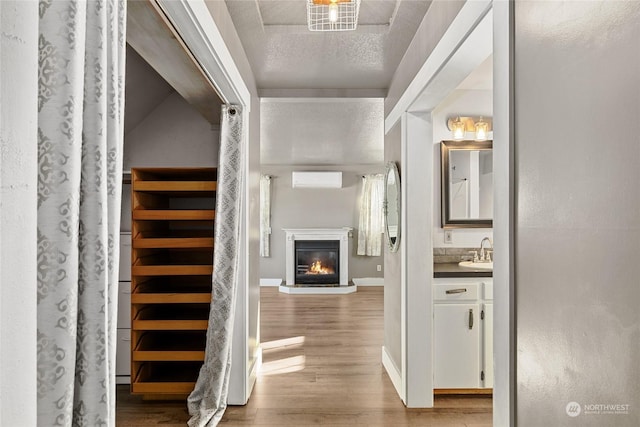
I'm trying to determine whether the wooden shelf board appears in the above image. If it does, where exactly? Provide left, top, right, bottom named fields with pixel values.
left=132, top=319, right=209, bottom=330
left=133, top=237, right=214, bottom=249
left=132, top=209, right=215, bottom=221
left=133, top=181, right=217, bottom=193
left=132, top=265, right=213, bottom=276
left=131, top=293, right=211, bottom=304
left=133, top=351, right=205, bottom=362
left=132, top=382, right=196, bottom=394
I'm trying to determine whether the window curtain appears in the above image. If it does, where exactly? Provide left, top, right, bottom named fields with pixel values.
left=357, top=174, right=385, bottom=256
left=260, top=174, right=271, bottom=257
left=36, top=1, right=126, bottom=426
left=188, top=106, right=244, bottom=426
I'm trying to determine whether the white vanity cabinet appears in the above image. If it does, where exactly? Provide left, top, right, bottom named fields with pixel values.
left=116, top=232, right=131, bottom=385
left=433, top=278, right=493, bottom=390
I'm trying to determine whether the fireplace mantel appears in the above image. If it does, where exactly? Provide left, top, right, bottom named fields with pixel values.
left=283, top=228, right=353, bottom=287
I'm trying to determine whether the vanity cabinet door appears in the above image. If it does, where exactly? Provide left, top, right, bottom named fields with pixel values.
left=482, top=302, right=493, bottom=388
left=434, top=303, right=481, bottom=388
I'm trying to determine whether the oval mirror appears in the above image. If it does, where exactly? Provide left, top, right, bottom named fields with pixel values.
left=384, top=161, right=401, bottom=252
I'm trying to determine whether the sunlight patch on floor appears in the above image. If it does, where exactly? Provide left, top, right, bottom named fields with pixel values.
left=261, top=335, right=306, bottom=352
left=259, top=355, right=306, bottom=376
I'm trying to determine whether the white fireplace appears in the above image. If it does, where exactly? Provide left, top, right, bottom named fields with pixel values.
left=282, top=228, right=355, bottom=294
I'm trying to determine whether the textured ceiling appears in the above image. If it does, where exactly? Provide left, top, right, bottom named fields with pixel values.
left=223, top=0, right=432, bottom=92
left=261, top=99, right=384, bottom=165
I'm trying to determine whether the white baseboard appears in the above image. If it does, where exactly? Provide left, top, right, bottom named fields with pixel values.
left=382, top=346, right=404, bottom=401
left=260, top=278, right=282, bottom=286
left=352, top=277, right=384, bottom=286
left=115, top=375, right=130, bottom=385
left=247, top=347, right=261, bottom=398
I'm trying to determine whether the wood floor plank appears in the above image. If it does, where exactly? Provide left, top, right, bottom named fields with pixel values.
left=116, top=287, right=492, bottom=425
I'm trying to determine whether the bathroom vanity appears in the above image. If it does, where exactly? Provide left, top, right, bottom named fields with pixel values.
left=433, top=263, right=493, bottom=394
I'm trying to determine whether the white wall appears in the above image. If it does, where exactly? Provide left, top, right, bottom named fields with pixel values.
left=383, top=123, right=402, bottom=373
left=431, top=89, right=493, bottom=248
left=259, top=165, right=384, bottom=281
left=260, top=99, right=384, bottom=166
left=514, top=1, right=640, bottom=425
left=124, top=92, right=220, bottom=170
left=0, top=1, right=38, bottom=425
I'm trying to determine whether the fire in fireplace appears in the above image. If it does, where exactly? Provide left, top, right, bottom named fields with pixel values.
left=295, top=240, right=340, bottom=285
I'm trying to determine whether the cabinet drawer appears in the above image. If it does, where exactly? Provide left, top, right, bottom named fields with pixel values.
left=116, top=328, right=131, bottom=376
left=483, top=280, right=493, bottom=301
left=117, top=281, right=131, bottom=328
left=433, top=283, right=479, bottom=301
left=119, top=232, right=132, bottom=281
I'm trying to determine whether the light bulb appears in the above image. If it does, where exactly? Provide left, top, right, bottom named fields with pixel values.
left=451, top=117, right=465, bottom=140
left=328, top=3, right=339, bottom=23
left=475, top=117, right=488, bottom=141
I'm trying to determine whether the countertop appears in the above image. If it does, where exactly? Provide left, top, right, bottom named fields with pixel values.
left=434, top=262, right=493, bottom=278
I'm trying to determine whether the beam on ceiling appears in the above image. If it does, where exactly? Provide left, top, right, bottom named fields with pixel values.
left=127, top=0, right=222, bottom=124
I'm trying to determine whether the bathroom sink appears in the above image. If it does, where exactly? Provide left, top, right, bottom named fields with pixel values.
left=458, top=261, right=493, bottom=271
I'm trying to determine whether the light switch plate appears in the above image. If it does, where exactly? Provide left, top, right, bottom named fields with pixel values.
left=444, top=230, right=453, bottom=244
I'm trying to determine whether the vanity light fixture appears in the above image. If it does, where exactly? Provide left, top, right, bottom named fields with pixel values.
left=307, top=0, right=360, bottom=31
left=447, top=116, right=493, bottom=140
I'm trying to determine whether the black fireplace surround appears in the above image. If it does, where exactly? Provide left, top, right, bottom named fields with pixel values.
left=295, top=240, right=340, bottom=285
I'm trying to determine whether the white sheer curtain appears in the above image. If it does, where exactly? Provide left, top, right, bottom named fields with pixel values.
left=188, top=105, right=244, bottom=426
left=37, top=1, right=126, bottom=425
left=357, top=174, right=385, bottom=256
left=260, top=175, right=271, bottom=257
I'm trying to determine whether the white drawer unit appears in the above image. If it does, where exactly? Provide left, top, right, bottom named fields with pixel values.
left=118, top=232, right=131, bottom=282
left=117, top=281, right=131, bottom=328
left=433, top=282, right=480, bottom=301
left=116, top=232, right=132, bottom=385
left=116, top=328, right=131, bottom=383
left=433, top=277, right=493, bottom=390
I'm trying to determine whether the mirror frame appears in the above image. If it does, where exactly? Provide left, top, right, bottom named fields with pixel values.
left=384, top=161, right=401, bottom=252
left=441, top=140, right=493, bottom=229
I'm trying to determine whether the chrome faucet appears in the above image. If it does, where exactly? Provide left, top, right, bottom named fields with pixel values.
left=479, top=237, right=493, bottom=262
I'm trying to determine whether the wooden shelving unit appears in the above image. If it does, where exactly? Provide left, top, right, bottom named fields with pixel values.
left=130, top=168, right=216, bottom=398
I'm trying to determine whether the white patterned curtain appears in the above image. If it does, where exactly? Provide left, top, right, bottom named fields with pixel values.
left=357, top=174, right=385, bottom=256
left=188, top=106, right=244, bottom=426
left=260, top=174, right=271, bottom=257
left=37, top=1, right=126, bottom=426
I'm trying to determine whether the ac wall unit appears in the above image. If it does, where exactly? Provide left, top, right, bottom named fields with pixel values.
left=291, top=171, right=342, bottom=188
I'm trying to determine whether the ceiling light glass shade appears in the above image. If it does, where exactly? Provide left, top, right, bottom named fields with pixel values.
left=328, top=3, right=339, bottom=23
left=475, top=117, right=489, bottom=141
left=307, top=0, right=360, bottom=32
left=451, top=117, right=466, bottom=140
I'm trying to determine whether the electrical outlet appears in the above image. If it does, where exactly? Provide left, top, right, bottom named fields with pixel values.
left=376, top=265, right=382, bottom=272
left=444, top=230, right=453, bottom=244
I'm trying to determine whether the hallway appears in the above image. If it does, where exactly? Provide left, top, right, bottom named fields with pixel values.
left=117, top=287, right=491, bottom=426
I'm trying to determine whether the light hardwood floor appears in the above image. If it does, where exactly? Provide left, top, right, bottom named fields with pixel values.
left=117, top=287, right=492, bottom=426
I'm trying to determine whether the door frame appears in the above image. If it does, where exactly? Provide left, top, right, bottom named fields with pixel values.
left=153, top=0, right=256, bottom=405
left=384, top=0, right=515, bottom=423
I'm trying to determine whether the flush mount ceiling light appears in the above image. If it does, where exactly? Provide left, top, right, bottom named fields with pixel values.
left=307, top=0, right=361, bottom=32
left=447, top=116, right=493, bottom=141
